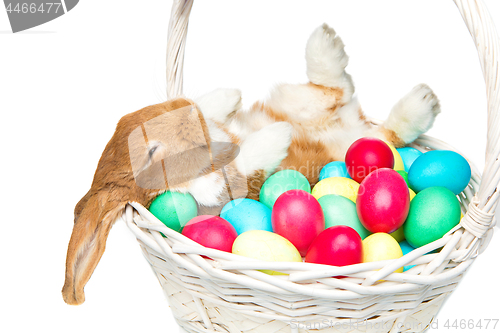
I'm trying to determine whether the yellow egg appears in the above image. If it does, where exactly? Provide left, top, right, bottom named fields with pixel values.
left=232, top=230, right=302, bottom=275
left=312, top=177, right=360, bottom=202
left=383, top=141, right=405, bottom=171
left=362, top=233, right=404, bottom=273
left=409, top=188, right=416, bottom=201
left=390, top=227, right=405, bottom=242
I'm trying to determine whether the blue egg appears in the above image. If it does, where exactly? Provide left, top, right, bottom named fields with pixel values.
left=220, top=198, right=273, bottom=235
left=399, top=240, right=416, bottom=271
left=396, top=147, right=423, bottom=172
left=319, top=161, right=351, bottom=181
left=408, top=150, right=471, bottom=195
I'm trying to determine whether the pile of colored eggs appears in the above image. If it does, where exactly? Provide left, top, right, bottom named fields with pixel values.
left=148, top=137, right=471, bottom=275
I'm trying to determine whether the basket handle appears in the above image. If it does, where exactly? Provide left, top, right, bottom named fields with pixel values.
left=166, top=0, right=193, bottom=99
left=165, top=0, right=500, bottom=220
left=453, top=0, right=500, bottom=211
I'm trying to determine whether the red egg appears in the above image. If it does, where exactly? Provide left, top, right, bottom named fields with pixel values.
left=345, top=137, right=394, bottom=183
left=356, top=168, right=410, bottom=233
left=305, top=226, right=363, bottom=266
left=272, top=189, right=325, bottom=256
left=182, top=215, right=237, bottom=253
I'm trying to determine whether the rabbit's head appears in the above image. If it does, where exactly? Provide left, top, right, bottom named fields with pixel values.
left=62, top=98, right=216, bottom=305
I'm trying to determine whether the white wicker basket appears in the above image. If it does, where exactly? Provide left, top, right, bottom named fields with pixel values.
left=125, top=1, right=500, bottom=332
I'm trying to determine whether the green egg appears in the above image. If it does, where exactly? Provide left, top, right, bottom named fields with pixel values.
left=396, top=170, right=409, bottom=187
left=148, top=191, right=198, bottom=232
left=403, top=187, right=461, bottom=248
left=318, top=194, right=371, bottom=239
left=259, top=169, right=311, bottom=209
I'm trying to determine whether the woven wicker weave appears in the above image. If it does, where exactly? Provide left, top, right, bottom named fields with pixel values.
left=125, top=1, right=500, bottom=332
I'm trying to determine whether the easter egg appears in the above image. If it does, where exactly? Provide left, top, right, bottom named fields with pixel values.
left=259, top=169, right=311, bottom=209
left=232, top=230, right=302, bottom=275
left=305, top=226, right=363, bottom=266
left=395, top=171, right=416, bottom=200
left=345, top=137, right=395, bottom=183
left=319, top=161, right=351, bottom=181
left=362, top=233, right=404, bottom=273
left=399, top=240, right=416, bottom=271
left=396, top=147, right=423, bottom=172
left=404, top=187, right=461, bottom=248
left=408, top=150, right=471, bottom=195
left=220, top=198, right=272, bottom=235
left=390, top=227, right=405, bottom=242
left=356, top=168, right=410, bottom=233
left=318, top=194, right=371, bottom=239
left=384, top=141, right=405, bottom=171
left=272, top=189, right=325, bottom=256
left=312, top=177, right=360, bottom=202
left=149, top=191, right=198, bottom=232
left=182, top=216, right=237, bottom=253
left=396, top=170, right=409, bottom=186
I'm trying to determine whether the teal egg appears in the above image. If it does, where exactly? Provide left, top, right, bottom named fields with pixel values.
left=149, top=191, right=198, bottom=232
left=259, top=170, right=311, bottom=209
left=318, top=194, right=371, bottom=239
left=221, top=198, right=273, bottom=235
left=399, top=240, right=416, bottom=271
left=408, top=150, right=471, bottom=195
left=396, top=147, right=423, bottom=172
left=403, top=187, right=461, bottom=248
left=319, top=161, right=352, bottom=181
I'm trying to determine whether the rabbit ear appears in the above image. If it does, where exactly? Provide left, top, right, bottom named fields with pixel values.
left=62, top=192, right=125, bottom=305
left=74, top=190, right=91, bottom=221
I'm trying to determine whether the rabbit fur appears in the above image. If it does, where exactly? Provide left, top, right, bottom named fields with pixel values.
left=62, top=23, right=440, bottom=305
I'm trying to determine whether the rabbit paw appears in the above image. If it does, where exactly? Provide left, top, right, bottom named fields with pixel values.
left=384, top=84, right=441, bottom=144
left=306, top=24, right=354, bottom=98
left=195, top=88, right=242, bottom=123
left=236, top=122, right=293, bottom=176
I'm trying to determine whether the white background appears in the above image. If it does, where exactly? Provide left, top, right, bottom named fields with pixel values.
left=1, top=0, right=500, bottom=332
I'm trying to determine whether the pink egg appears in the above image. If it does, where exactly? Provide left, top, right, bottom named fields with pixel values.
left=356, top=168, right=410, bottom=233
left=182, top=215, right=237, bottom=253
left=272, top=189, right=325, bottom=256
left=305, top=225, right=363, bottom=267
left=345, top=137, right=394, bottom=183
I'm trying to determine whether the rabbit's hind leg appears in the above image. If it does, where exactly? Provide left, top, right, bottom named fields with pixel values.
left=305, top=23, right=354, bottom=104
left=382, top=84, right=441, bottom=145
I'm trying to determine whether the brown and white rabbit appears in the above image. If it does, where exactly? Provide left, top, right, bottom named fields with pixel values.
left=222, top=24, right=441, bottom=185
left=62, top=96, right=292, bottom=305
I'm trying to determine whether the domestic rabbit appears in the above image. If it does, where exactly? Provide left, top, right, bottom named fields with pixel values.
left=63, top=23, right=440, bottom=306
left=62, top=96, right=291, bottom=305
